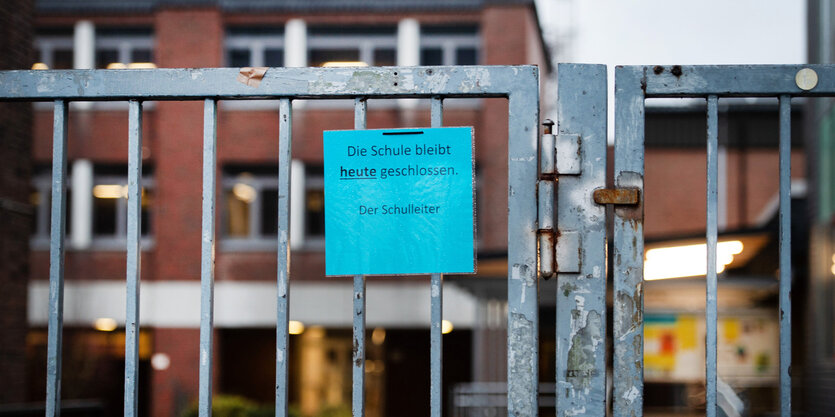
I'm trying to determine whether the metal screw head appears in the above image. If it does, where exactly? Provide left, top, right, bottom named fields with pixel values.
left=795, top=68, right=818, bottom=91
left=542, top=119, right=554, bottom=134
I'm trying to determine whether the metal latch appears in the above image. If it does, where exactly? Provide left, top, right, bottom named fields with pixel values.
left=593, top=188, right=640, bottom=205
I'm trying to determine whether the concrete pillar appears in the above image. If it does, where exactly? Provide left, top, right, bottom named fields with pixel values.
left=290, top=160, right=305, bottom=250
left=397, top=19, right=420, bottom=111
left=285, top=19, right=307, bottom=68
left=71, top=159, right=93, bottom=250
left=397, top=18, right=420, bottom=66
left=73, top=20, right=95, bottom=69
left=74, top=21, right=95, bottom=111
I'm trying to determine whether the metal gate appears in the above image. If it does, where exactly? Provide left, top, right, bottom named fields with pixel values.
left=0, top=63, right=809, bottom=416
left=0, top=66, right=540, bottom=417
left=550, top=64, right=805, bottom=417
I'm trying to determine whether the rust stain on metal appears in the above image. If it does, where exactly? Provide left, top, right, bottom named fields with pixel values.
left=671, top=65, right=683, bottom=77
left=593, top=188, right=639, bottom=205
left=652, top=65, right=664, bottom=75
left=537, top=229, right=556, bottom=279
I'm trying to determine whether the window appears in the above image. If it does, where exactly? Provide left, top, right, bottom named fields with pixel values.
left=225, top=28, right=284, bottom=67
left=91, top=165, right=154, bottom=241
left=420, top=25, right=480, bottom=66
left=223, top=166, right=280, bottom=249
left=33, top=27, right=154, bottom=70
left=222, top=164, right=324, bottom=250
left=31, top=164, right=154, bottom=249
left=95, top=28, right=154, bottom=69
left=33, top=28, right=74, bottom=69
left=308, top=26, right=397, bottom=67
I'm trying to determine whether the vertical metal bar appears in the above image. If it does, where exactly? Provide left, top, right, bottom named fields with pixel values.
left=613, top=65, right=646, bottom=417
left=778, top=94, right=792, bottom=417
left=352, top=97, right=367, bottom=417
left=45, top=100, right=68, bottom=417
left=554, top=63, right=607, bottom=417
left=506, top=67, right=539, bottom=417
left=430, top=96, right=443, bottom=417
left=199, top=99, right=217, bottom=417
left=706, top=95, right=719, bottom=417
left=124, top=100, right=144, bottom=417
left=276, top=98, right=293, bottom=417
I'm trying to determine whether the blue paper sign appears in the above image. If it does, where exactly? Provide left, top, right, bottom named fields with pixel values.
left=323, top=127, right=475, bottom=276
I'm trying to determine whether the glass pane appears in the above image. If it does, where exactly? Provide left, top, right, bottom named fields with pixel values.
left=228, top=49, right=251, bottom=67
left=305, top=189, right=325, bottom=237
left=53, top=49, right=73, bottom=69
left=131, top=48, right=152, bottom=63
left=456, top=47, right=477, bottom=65
left=260, top=189, right=278, bottom=236
left=96, top=49, right=120, bottom=69
left=373, top=48, right=396, bottom=66
left=309, top=49, right=360, bottom=67
left=420, top=48, right=443, bottom=66
left=264, top=48, right=283, bottom=67
left=93, top=193, right=118, bottom=236
left=141, top=189, right=153, bottom=236
left=40, top=190, right=72, bottom=236
left=225, top=189, right=251, bottom=237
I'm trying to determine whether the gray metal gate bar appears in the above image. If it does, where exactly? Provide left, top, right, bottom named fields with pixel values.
left=199, top=98, right=217, bottom=417
left=124, top=100, right=144, bottom=417
left=430, top=96, right=444, bottom=417
left=506, top=67, right=539, bottom=417
left=45, top=100, right=68, bottom=417
left=705, top=95, right=719, bottom=417
left=612, top=65, right=646, bottom=417
left=554, top=63, right=607, bottom=416
left=778, top=94, right=792, bottom=416
left=276, top=97, right=293, bottom=417
left=352, top=97, right=368, bottom=417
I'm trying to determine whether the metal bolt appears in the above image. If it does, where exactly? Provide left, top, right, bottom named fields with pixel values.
left=795, top=68, right=818, bottom=91
left=542, top=119, right=554, bottom=135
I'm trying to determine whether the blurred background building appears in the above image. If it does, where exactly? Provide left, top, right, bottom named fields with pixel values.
left=9, top=1, right=549, bottom=416
left=0, top=0, right=824, bottom=416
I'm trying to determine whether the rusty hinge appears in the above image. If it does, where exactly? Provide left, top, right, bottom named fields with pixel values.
left=593, top=188, right=640, bottom=205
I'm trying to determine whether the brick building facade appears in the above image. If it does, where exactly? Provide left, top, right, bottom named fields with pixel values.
left=23, top=1, right=548, bottom=416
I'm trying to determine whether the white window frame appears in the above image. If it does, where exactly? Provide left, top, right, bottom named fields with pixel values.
left=225, top=33, right=285, bottom=68
left=30, top=168, right=155, bottom=251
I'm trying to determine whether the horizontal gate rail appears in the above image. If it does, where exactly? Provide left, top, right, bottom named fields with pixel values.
left=0, top=65, right=540, bottom=417
left=615, top=64, right=809, bottom=417
left=0, top=66, right=533, bottom=100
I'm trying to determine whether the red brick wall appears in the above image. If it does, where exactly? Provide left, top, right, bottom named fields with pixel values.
left=644, top=148, right=806, bottom=237
left=0, top=0, right=33, bottom=404
left=151, top=328, right=200, bottom=417
left=154, top=8, right=222, bottom=282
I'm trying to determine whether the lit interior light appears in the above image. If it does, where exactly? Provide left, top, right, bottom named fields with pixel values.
left=151, top=353, right=171, bottom=371
left=371, top=327, right=386, bottom=345
left=442, top=320, right=453, bottom=334
left=128, top=62, right=157, bottom=69
left=32, top=63, right=49, bottom=70
left=93, top=317, right=118, bottom=332
left=288, top=320, right=305, bottom=335
left=232, top=183, right=256, bottom=203
left=106, top=62, right=128, bottom=69
left=93, top=184, right=127, bottom=199
left=644, top=240, right=744, bottom=281
left=321, top=61, right=369, bottom=68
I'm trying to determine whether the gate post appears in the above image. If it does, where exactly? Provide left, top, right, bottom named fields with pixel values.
left=506, top=67, right=541, bottom=417
left=555, top=64, right=608, bottom=415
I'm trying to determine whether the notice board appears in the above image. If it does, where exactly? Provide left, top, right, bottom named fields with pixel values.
left=323, top=127, right=475, bottom=276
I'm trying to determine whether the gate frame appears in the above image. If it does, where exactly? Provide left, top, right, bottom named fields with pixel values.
left=0, top=65, right=541, bottom=417
left=607, top=64, right=815, bottom=417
